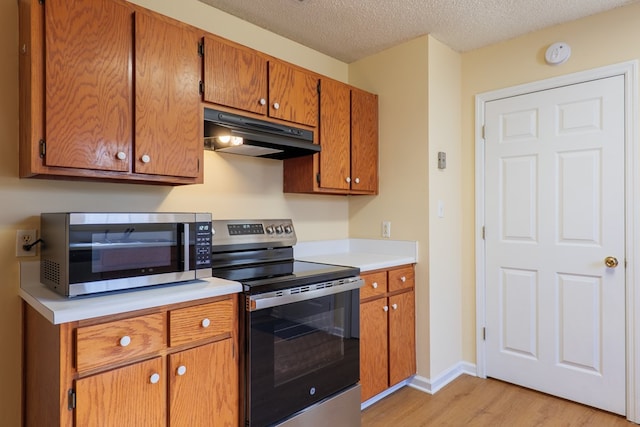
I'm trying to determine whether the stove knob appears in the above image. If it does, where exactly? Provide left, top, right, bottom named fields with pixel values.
left=275, top=225, right=284, bottom=234
left=284, top=225, right=293, bottom=234
left=266, top=225, right=275, bottom=234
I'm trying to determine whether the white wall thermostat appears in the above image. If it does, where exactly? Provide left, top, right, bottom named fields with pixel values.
left=545, top=42, right=571, bottom=65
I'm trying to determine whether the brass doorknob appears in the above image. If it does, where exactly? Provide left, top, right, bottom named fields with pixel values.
left=604, top=256, right=619, bottom=268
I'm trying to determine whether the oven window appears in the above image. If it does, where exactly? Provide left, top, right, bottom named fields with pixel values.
left=248, top=289, right=359, bottom=427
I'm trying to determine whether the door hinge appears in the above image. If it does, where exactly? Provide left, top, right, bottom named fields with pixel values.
left=316, top=173, right=321, bottom=184
left=482, top=327, right=486, bottom=341
left=481, top=125, right=485, bottom=139
left=482, top=226, right=485, bottom=240
left=199, top=81, right=204, bottom=95
left=198, top=40, right=204, bottom=57
left=68, top=389, right=76, bottom=410
left=317, top=80, right=321, bottom=94
left=39, top=139, right=46, bottom=158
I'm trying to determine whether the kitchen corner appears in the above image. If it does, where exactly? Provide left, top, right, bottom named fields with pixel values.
left=294, top=238, right=418, bottom=271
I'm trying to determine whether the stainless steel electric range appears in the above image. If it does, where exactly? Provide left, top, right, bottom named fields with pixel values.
left=211, top=219, right=363, bottom=427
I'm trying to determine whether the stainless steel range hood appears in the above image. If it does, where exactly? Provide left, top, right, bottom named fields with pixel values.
left=204, top=108, right=320, bottom=160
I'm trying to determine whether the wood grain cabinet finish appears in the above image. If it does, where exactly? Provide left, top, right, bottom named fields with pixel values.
left=283, top=78, right=379, bottom=195
left=22, top=294, right=239, bottom=427
left=359, top=265, right=416, bottom=403
left=202, top=36, right=318, bottom=127
left=18, top=0, right=203, bottom=185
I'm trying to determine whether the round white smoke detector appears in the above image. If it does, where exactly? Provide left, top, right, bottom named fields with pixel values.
left=545, top=42, right=571, bottom=65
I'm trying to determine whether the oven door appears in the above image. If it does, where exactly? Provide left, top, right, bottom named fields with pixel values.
left=246, top=280, right=362, bottom=427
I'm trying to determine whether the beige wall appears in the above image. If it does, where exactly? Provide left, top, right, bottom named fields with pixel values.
left=349, top=36, right=432, bottom=377
left=349, top=35, right=463, bottom=380
left=1, top=0, right=350, bottom=424
left=460, top=3, right=640, bottom=362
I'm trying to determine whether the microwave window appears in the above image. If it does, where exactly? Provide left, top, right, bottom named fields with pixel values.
left=91, top=230, right=174, bottom=273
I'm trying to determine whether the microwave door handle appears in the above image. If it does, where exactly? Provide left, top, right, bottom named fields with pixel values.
left=182, top=223, right=190, bottom=271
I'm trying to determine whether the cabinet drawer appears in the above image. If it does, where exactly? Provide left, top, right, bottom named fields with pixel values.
left=360, top=271, right=387, bottom=300
left=169, top=299, right=234, bottom=347
left=388, top=266, right=414, bottom=292
left=76, top=313, right=166, bottom=372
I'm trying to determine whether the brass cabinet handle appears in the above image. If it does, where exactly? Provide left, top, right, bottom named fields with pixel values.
left=605, top=256, right=619, bottom=268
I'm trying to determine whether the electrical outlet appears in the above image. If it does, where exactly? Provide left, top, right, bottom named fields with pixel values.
left=16, top=229, right=37, bottom=257
left=382, top=221, right=391, bottom=238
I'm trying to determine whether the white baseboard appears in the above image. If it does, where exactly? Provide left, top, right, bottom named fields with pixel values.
left=409, top=361, right=477, bottom=394
left=360, top=361, right=477, bottom=411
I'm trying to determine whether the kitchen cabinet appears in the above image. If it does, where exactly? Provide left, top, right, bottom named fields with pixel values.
left=23, top=294, right=239, bottom=427
left=202, top=35, right=318, bottom=127
left=283, top=78, right=378, bottom=195
left=18, top=0, right=203, bottom=185
left=360, top=265, right=416, bottom=402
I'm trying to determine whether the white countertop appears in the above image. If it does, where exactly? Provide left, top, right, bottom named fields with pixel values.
left=295, top=239, right=418, bottom=272
left=19, top=261, right=243, bottom=325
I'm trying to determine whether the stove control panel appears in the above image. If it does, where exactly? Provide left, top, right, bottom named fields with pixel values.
left=211, top=219, right=296, bottom=250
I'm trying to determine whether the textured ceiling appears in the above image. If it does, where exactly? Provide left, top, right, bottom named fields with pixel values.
left=198, top=0, right=639, bottom=63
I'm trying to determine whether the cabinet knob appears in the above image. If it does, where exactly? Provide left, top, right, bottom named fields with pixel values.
left=383, top=305, right=389, bottom=312
left=149, top=373, right=160, bottom=384
left=392, top=303, right=398, bottom=310
left=201, top=318, right=211, bottom=328
left=346, top=177, right=351, bottom=183
left=259, top=98, right=267, bottom=106
left=176, top=365, right=187, bottom=376
left=273, top=102, right=280, bottom=110
left=116, top=151, right=127, bottom=160
left=354, top=178, right=360, bottom=184
left=119, top=336, right=131, bottom=347
left=372, top=282, right=378, bottom=289
left=401, top=276, right=407, bottom=283
left=141, top=154, right=151, bottom=163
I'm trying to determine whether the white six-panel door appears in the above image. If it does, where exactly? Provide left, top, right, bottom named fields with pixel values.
left=484, top=75, right=626, bottom=414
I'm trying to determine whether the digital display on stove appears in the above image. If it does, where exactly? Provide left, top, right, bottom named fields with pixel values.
left=228, top=223, right=265, bottom=235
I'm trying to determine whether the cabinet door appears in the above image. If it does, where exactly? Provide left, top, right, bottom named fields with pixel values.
left=203, top=36, right=268, bottom=115
left=44, top=0, right=132, bottom=172
left=388, top=291, right=416, bottom=386
left=268, top=60, right=318, bottom=127
left=318, top=78, right=351, bottom=191
left=135, top=11, right=202, bottom=178
left=168, top=339, right=238, bottom=427
left=351, top=88, right=379, bottom=194
left=360, top=298, right=389, bottom=402
left=75, top=357, right=165, bottom=427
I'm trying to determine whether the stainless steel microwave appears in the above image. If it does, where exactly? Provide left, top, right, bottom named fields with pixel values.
left=40, top=212, right=213, bottom=297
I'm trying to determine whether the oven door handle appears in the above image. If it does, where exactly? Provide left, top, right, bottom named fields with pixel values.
left=248, top=277, right=364, bottom=311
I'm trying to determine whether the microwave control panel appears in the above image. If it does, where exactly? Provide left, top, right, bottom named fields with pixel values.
left=194, top=222, right=212, bottom=268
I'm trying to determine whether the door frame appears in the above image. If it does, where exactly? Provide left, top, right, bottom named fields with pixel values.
left=475, top=61, right=639, bottom=421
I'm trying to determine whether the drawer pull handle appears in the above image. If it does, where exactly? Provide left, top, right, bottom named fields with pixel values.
left=150, top=373, right=160, bottom=384
left=392, top=303, right=398, bottom=310
left=372, top=282, right=378, bottom=289
left=201, top=318, right=211, bottom=328
left=119, top=336, right=131, bottom=347
left=383, top=306, right=389, bottom=312
left=141, top=154, right=151, bottom=163
left=401, top=276, right=407, bottom=283
left=176, top=365, right=187, bottom=376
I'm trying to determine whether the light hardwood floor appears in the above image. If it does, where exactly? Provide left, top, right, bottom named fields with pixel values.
left=361, top=375, right=632, bottom=426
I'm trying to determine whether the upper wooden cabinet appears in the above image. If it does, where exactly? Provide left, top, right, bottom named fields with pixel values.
left=202, top=36, right=318, bottom=127
left=283, top=78, right=379, bottom=195
left=202, top=35, right=268, bottom=115
left=19, top=0, right=203, bottom=185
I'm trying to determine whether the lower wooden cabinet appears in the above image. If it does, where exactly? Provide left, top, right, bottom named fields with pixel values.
left=23, top=294, right=239, bottom=427
left=360, top=265, right=416, bottom=402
